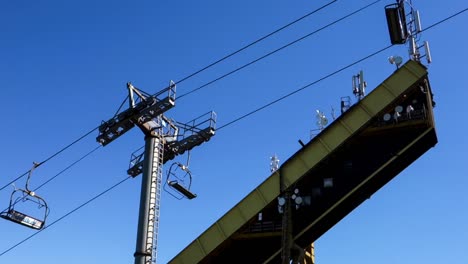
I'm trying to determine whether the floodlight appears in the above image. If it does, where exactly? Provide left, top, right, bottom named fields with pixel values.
left=323, top=178, right=333, bottom=188
left=406, top=105, right=414, bottom=114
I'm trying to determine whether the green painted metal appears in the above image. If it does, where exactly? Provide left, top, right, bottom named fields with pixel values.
left=168, top=60, right=428, bottom=264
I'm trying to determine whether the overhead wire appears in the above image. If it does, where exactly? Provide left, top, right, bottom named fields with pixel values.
left=173, top=0, right=337, bottom=86
left=0, top=0, right=340, bottom=197
left=0, top=126, right=100, bottom=192
left=33, top=145, right=102, bottom=191
left=0, top=1, right=379, bottom=257
left=178, top=0, right=384, bottom=99
left=217, top=43, right=393, bottom=130
left=217, top=6, right=468, bottom=129
left=1, top=4, right=466, bottom=260
left=0, top=176, right=131, bottom=257
left=0, top=1, right=336, bottom=192
left=0, top=146, right=102, bottom=217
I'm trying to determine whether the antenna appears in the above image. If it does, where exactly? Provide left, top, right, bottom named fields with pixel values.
left=331, top=106, right=336, bottom=120
left=384, top=1, right=408, bottom=44
left=310, top=109, right=328, bottom=139
left=424, top=41, right=432, bottom=63
left=384, top=1, right=432, bottom=65
left=352, top=70, right=366, bottom=101
left=270, top=154, right=280, bottom=173
left=340, top=96, right=351, bottom=114
left=414, top=40, right=433, bottom=64
left=315, top=110, right=328, bottom=130
left=414, top=9, right=422, bottom=33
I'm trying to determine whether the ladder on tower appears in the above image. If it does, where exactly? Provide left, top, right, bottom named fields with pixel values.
left=146, top=136, right=164, bottom=263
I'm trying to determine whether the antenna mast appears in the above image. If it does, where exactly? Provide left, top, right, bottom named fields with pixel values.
left=385, top=0, right=432, bottom=64
left=270, top=154, right=280, bottom=173
left=352, top=70, right=366, bottom=101
left=310, top=109, right=328, bottom=139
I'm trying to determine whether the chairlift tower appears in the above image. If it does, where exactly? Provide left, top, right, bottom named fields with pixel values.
left=96, top=82, right=216, bottom=264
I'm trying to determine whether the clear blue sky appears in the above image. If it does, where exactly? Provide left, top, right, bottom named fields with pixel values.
left=1, top=1, right=467, bottom=263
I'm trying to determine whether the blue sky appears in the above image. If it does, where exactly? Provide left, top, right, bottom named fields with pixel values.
left=0, top=1, right=467, bottom=263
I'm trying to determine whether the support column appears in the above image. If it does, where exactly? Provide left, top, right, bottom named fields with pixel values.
left=304, top=243, right=315, bottom=264
left=281, top=188, right=293, bottom=264
left=134, top=135, right=162, bottom=264
left=280, top=166, right=293, bottom=264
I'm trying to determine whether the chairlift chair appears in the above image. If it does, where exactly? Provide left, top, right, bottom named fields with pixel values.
left=164, top=162, right=197, bottom=200
left=0, top=162, right=50, bottom=230
left=0, top=188, right=50, bottom=230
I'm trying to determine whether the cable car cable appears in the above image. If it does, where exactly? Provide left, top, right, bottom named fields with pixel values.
left=173, top=0, right=337, bottom=86
left=0, top=145, right=102, bottom=220
left=1, top=6, right=465, bottom=258
left=177, top=0, right=383, bottom=100
left=0, top=127, right=100, bottom=192
left=0, top=176, right=131, bottom=257
left=211, top=7, right=468, bottom=130
left=34, top=146, right=102, bottom=192
left=0, top=1, right=336, bottom=191
left=217, top=44, right=393, bottom=130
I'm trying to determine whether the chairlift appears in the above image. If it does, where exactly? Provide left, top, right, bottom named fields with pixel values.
left=0, top=163, right=50, bottom=230
left=164, top=162, right=196, bottom=200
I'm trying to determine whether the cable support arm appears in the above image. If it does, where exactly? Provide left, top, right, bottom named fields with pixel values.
left=127, top=111, right=216, bottom=178
left=96, top=81, right=176, bottom=146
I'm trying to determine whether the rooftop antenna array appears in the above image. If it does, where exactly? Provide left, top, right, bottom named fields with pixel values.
left=352, top=70, right=367, bottom=101
left=310, top=109, right=329, bottom=139
left=385, top=0, right=432, bottom=65
left=270, top=154, right=280, bottom=173
left=340, top=96, right=351, bottom=114
left=96, top=81, right=216, bottom=264
left=258, top=154, right=281, bottom=221
left=330, top=106, right=336, bottom=121
left=339, top=70, right=367, bottom=117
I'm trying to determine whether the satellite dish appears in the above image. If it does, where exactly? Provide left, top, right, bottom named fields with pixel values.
left=294, top=196, right=303, bottom=205
left=278, top=197, right=286, bottom=206
left=395, top=105, right=404, bottom=113
left=388, top=55, right=403, bottom=68
left=383, top=113, right=392, bottom=121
